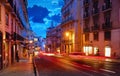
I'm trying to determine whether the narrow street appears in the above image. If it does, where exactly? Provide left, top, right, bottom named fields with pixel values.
left=34, top=55, right=120, bottom=76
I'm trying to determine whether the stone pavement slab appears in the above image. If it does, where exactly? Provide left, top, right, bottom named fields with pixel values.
left=0, top=58, right=34, bottom=76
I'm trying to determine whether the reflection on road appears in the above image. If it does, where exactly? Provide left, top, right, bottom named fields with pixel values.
left=34, top=54, right=120, bottom=76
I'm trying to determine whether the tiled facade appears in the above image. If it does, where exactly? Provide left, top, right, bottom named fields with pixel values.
left=82, top=0, right=120, bottom=57
left=0, top=0, right=29, bottom=70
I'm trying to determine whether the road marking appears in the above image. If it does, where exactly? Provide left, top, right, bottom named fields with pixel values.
left=100, top=69, right=116, bottom=74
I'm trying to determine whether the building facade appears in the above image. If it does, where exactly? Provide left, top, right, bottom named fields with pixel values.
left=0, top=0, right=29, bottom=70
left=61, top=0, right=83, bottom=55
left=82, top=0, right=120, bottom=58
left=46, top=24, right=61, bottom=53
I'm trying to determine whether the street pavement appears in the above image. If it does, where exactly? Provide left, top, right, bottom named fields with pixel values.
left=0, top=54, right=120, bottom=76
left=35, top=54, right=120, bottom=76
left=0, top=57, right=35, bottom=76
left=68, top=55, right=120, bottom=63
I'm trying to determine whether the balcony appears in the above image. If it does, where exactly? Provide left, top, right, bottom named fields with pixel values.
left=102, top=2, right=112, bottom=11
left=62, top=9, right=70, bottom=17
left=83, top=27, right=90, bottom=33
left=91, top=24, right=100, bottom=31
left=92, top=8, right=99, bottom=15
left=61, top=16, right=75, bottom=24
left=102, top=22, right=112, bottom=30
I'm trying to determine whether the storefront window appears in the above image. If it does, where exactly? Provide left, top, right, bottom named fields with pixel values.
left=83, top=46, right=92, bottom=55
left=105, top=46, right=111, bottom=57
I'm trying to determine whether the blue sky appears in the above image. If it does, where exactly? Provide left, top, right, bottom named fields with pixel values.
left=27, top=0, right=64, bottom=38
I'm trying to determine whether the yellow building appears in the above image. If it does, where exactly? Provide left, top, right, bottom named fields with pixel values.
left=61, top=0, right=83, bottom=54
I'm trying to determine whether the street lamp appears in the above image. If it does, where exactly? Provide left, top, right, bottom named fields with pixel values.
left=65, top=32, right=69, bottom=37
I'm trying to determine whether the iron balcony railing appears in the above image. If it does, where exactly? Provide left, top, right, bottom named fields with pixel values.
left=83, top=27, right=90, bottom=32
left=62, top=9, right=70, bottom=17
left=91, top=24, right=100, bottom=31
left=92, top=8, right=99, bottom=15
left=61, top=16, right=74, bottom=24
left=102, top=2, right=112, bottom=11
left=102, top=22, right=112, bottom=30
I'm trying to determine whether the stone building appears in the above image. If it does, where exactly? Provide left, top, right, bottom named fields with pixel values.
left=82, top=0, right=120, bottom=57
left=61, top=0, right=83, bottom=55
left=46, top=24, right=61, bottom=53
left=0, top=0, right=30, bottom=70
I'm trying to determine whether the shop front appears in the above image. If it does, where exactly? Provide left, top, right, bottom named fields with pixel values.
left=83, top=46, right=92, bottom=55
left=105, top=46, right=111, bottom=57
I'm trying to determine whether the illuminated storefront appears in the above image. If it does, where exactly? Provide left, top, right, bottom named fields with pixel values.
left=83, top=46, right=92, bottom=55
left=105, top=46, right=111, bottom=57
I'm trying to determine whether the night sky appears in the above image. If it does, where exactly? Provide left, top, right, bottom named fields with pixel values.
left=27, top=0, right=64, bottom=38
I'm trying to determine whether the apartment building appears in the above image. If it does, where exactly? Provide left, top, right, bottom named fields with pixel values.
left=83, top=0, right=120, bottom=57
left=61, top=0, right=83, bottom=54
left=46, top=24, right=61, bottom=53
left=0, top=0, right=29, bottom=70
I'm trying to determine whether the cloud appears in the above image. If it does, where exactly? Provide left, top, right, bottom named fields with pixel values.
left=50, top=14, right=61, bottom=23
left=58, top=0, right=64, bottom=7
left=27, top=0, right=63, bottom=38
left=30, top=20, right=51, bottom=38
left=28, top=5, right=50, bottom=23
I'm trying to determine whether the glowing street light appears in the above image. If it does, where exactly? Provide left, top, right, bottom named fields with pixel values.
left=34, top=38, right=38, bottom=42
left=65, top=32, right=69, bottom=37
left=29, top=40, right=33, bottom=43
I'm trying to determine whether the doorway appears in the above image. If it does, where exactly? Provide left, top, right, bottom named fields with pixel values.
left=105, top=46, right=111, bottom=57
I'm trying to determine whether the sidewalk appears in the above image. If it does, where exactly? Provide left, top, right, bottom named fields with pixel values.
left=0, top=57, right=35, bottom=76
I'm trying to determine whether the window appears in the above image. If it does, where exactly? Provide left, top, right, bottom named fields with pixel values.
left=104, top=31, right=111, bottom=41
left=93, top=32, right=99, bottom=41
left=104, top=12, right=111, bottom=23
left=11, top=19, right=13, bottom=32
left=0, top=6, right=1, bottom=23
left=6, top=13, right=9, bottom=25
left=85, top=33, right=89, bottom=41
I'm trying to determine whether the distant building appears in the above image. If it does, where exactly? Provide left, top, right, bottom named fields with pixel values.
left=46, top=24, right=61, bottom=53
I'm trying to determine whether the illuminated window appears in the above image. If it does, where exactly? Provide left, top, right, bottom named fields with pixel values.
left=83, top=46, right=92, bottom=55
left=105, top=46, right=111, bottom=57
left=94, top=47, right=98, bottom=55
